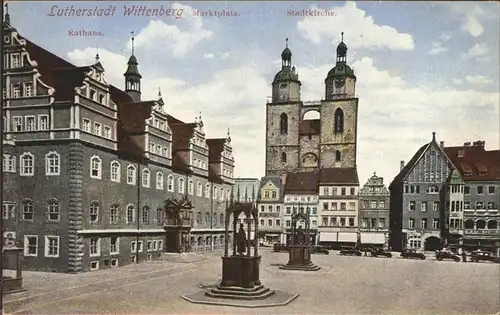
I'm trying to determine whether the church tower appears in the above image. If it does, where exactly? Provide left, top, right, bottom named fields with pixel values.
left=320, top=32, right=358, bottom=168
left=124, top=33, right=142, bottom=102
left=265, top=39, right=302, bottom=176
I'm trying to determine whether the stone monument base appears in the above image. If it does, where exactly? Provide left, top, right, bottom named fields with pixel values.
left=279, top=245, right=320, bottom=271
left=181, top=254, right=299, bottom=307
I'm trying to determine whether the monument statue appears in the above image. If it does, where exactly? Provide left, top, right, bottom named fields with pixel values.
left=295, top=226, right=305, bottom=245
left=236, top=223, right=247, bottom=255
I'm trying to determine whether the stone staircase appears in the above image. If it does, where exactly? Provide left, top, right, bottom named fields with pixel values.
left=205, top=284, right=276, bottom=300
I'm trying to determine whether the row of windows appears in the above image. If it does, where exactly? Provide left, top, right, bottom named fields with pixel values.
left=9, top=115, right=49, bottom=132
left=361, top=200, right=387, bottom=209
left=285, top=195, right=318, bottom=202
left=463, top=201, right=497, bottom=210
left=258, top=218, right=281, bottom=227
left=149, top=142, right=171, bottom=159
left=23, top=235, right=60, bottom=258
left=23, top=235, right=164, bottom=258
left=285, top=220, right=317, bottom=228
left=82, top=118, right=112, bottom=139
left=285, top=206, right=318, bottom=215
left=4, top=82, right=34, bottom=99
left=3, top=153, right=230, bottom=199
left=321, top=202, right=356, bottom=211
left=260, top=205, right=281, bottom=213
left=407, top=218, right=440, bottom=229
left=320, top=186, right=357, bottom=196
left=3, top=152, right=60, bottom=175
left=408, top=201, right=440, bottom=212
left=405, top=184, right=496, bottom=195
left=462, top=219, right=498, bottom=230
left=361, top=218, right=387, bottom=229
left=319, top=216, right=356, bottom=227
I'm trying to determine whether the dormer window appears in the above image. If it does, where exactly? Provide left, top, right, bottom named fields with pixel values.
left=479, top=171, right=488, bottom=176
left=457, top=149, right=464, bottom=158
left=89, top=89, right=96, bottom=100
left=23, top=82, right=33, bottom=97
left=464, top=171, right=472, bottom=176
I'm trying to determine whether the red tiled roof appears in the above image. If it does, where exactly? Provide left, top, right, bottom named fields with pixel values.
left=206, top=138, right=226, bottom=162
left=283, top=171, right=319, bottom=194
left=319, top=167, right=359, bottom=184
left=166, top=115, right=197, bottom=173
left=299, top=120, right=320, bottom=135
left=443, top=144, right=500, bottom=181
left=206, top=138, right=226, bottom=183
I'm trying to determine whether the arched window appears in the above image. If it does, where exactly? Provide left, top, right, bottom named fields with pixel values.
left=90, top=155, right=102, bottom=179
left=167, top=175, right=174, bottom=191
left=45, top=151, right=60, bottom=176
left=178, top=177, right=185, bottom=193
left=335, top=150, right=341, bottom=162
left=142, top=168, right=150, bottom=187
left=126, top=165, right=136, bottom=184
left=205, top=183, right=211, bottom=198
left=47, top=198, right=60, bottom=222
left=110, top=161, right=121, bottom=182
left=197, top=181, right=203, bottom=196
left=20, top=152, right=34, bottom=176
left=156, top=172, right=164, bottom=190
left=280, top=113, right=288, bottom=135
left=334, top=108, right=344, bottom=133
left=281, top=152, right=287, bottom=163
left=188, top=179, right=194, bottom=195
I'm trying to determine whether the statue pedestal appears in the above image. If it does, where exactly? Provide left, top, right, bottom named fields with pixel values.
left=280, top=245, right=320, bottom=271
left=205, top=255, right=275, bottom=300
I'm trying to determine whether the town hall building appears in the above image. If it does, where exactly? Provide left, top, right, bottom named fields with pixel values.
left=2, top=12, right=234, bottom=273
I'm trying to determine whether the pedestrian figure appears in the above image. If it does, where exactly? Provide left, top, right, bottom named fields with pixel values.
left=462, top=251, right=466, bottom=263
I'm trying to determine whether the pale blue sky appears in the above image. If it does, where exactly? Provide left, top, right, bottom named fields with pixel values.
left=7, top=1, right=500, bottom=184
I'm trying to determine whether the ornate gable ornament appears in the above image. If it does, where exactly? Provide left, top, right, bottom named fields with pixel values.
left=291, top=212, right=308, bottom=225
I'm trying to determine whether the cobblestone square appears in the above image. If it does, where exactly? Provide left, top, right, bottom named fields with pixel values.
left=4, top=249, right=499, bottom=315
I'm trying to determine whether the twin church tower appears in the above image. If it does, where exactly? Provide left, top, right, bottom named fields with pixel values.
left=265, top=33, right=359, bottom=176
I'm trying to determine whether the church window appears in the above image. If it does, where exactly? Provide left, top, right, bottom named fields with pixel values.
left=335, top=150, right=341, bottom=162
left=280, top=113, right=288, bottom=135
left=281, top=152, right=287, bottom=163
left=334, top=108, right=344, bottom=133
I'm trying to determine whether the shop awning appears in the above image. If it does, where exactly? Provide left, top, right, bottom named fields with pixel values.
left=320, top=232, right=338, bottom=242
left=360, top=232, right=385, bottom=245
left=338, top=232, right=357, bottom=242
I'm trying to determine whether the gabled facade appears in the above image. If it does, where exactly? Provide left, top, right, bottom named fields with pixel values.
left=389, top=133, right=453, bottom=251
left=358, top=172, right=390, bottom=248
left=443, top=141, right=500, bottom=254
left=1, top=14, right=234, bottom=273
left=282, top=171, right=319, bottom=244
left=256, top=176, right=284, bottom=245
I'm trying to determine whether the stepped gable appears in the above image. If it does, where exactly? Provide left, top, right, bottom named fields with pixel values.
left=319, top=167, right=359, bottom=184
left=283, top=171, right=319, bottom=194
left=443, top=142, right=500, bottom=181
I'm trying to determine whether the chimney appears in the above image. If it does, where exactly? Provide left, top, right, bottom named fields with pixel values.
left=464, top=142, right=471, bottom=146
left=440, top=141, right=444, bottom=147
left=473, top=140, right=485, bottom=147
left=281, top=172, right=287, bottom=186
left=400, top=160, right=405, bottom=171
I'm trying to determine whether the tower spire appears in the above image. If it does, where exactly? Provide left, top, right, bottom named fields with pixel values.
left=341, top=32, right=344, bottom=42
left=131, top=30, right=135, bottom=56
left=286, top=38, right=288, bottom=48
left=158, top=87, right=161, bottom=98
